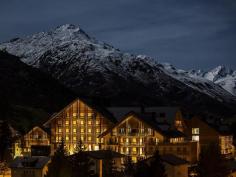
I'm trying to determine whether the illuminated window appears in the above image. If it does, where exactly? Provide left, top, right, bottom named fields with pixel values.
left=192, top=136, right=199, bottom=141
left=132, top=156, right=137, bottom=163
left=80, top=113, right=85, bottom=117
left=88, top=112, right=92, bottom=117
left=80, top=120, right=84, bottom=125
left=81, top=129, right=84, bottom=133
left=192, top=128, right=200, bottom=141
left=192, top=128, right=199, bottom=135
left=96, top=128, right=100, bottom=133
left=58, top=128, right=62, bottom=133
left=81, top=136, right=84, bottom=141
left=58, top=136, right=62, bottom=141
left=88, top=121, right=92, bottom=125
left=132, top=138, right=136, bottom=143
left=148, top=128, right=152, bottom=135
left=140, top=148, right=143, bottom=155
left=132, top=147, right=137, bottom=153
left=126, top=138, right=129, bottom=144
left=66, top=129, right=69, bottom=133
left=73, top=137, right=76, bottom=141
left=96, top=120, right=100, bottom=125
left=66, top=136, right=69, bottom=141
left=96, top=138, right=99, bottom=143
left=73, top=120, right=77, bottom=125
left=73, top=113, right=77, bottom=117
left=88, top=136, right=92, bottom=141
left=73, top=129, right=76, bottom=133
left=140, top=138, right=143, bottom=144
left=88, top=129, right=92, bottom=133
left=65, top=120, right=69, bottom=125
left=120, top=128, right=125, bottom=134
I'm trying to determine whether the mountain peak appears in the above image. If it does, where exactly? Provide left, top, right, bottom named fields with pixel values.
left=55, top=24, right=81, bottom=32
left=203, top=65, right=228, bottom=82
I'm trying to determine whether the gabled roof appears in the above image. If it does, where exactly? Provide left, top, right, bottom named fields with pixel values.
left=99, top=111, right=185, bottom=138
left=24, top=126, right=49, bottom=137
left=43, top=98, right=117, bottom=127
left=107, top=106, right=180, bottom=124
left=10, top=156, right=50, bottom=169
left=187, top=116, right=232, bottom=135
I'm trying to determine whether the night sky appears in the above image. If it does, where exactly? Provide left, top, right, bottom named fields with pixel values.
left=0, top=0, right=236, bottom=70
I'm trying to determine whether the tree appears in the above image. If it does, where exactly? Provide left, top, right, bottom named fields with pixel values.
left=45, top=140, right=71, bottom=177
left=134, top=159, right=150, bottom=177
left=124, top=156, right=134, bottom=177
left=0, top=120, right=13, bottom=162
left=70, top=140, right=94, bottom=177
left=197, top=143, right=230, bottom=177
left=149, top=150, right=166, bottom=177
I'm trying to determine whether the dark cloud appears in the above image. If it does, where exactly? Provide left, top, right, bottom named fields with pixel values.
left=0, top=0, right=236, bottom=69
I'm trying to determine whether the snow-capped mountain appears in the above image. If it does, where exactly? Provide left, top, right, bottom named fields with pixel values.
left=162, top=63, right=236, bottom=96
left=0, top=24, right=236, bottom=116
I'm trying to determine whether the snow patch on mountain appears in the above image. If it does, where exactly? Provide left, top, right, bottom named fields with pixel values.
left=0, top=24, right=235, bottom=101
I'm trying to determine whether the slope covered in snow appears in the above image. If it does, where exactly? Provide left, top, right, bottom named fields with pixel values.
left=0, top=24, right=236, bottom=116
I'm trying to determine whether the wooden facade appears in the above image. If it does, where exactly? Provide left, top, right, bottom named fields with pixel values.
left=100, top=113, right=198, bottom=163
left=15, top=126, right=50, bottom=156
left=177, top=116, right=234, bottom=159
left=45, top=99, right=115, bottom=154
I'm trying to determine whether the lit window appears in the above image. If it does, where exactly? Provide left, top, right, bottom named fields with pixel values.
left=73, top=137, right=76, bottom=141
left=66, top=136, right=69, bottom=141
left=96, top=128, right=100, bottom=133
left=80, top=113, right=85, bottom=117
left=73, top=129, right=76, bottom=133
left=80, top=120, right=84, bottom=125
left=66, top=120, right=69, bottom=125
left=148, top=128, right=152, bottom=135
left=132, top=138, right=136, bottom=143
left=192, top=128, right=199, bottom=135
left=88, top=112, right=92, bottom=117
left=140, top=138, right=143, bottom=144
left=132, top=156, right=137, bottom=162
left=192, top=135, right=199, bottom=141
left=66, top=129, right=69, bottom=133
left=126, top=138, right=129, bottom=144
left=192, top=128, right=200, bottom=142
left=73, top=120, right=77, bottom=125
left=88, top=136, right=92, bottom=141
left=81, top=136, right=84, bottom=141
left=58, top=128, right=62, bottom=133
left=96, top=120, right=100, bottom=125
left=88, top=129, right=92, bottom=133
left=132, top=147, right=137, bottom=152
left=81, top=129, right=84, bottom=133
left=73, top=113, right=77, bottom=117
left=140, top=148, right=143, bottom=155
left=88, top=121, right=92, bottom=125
